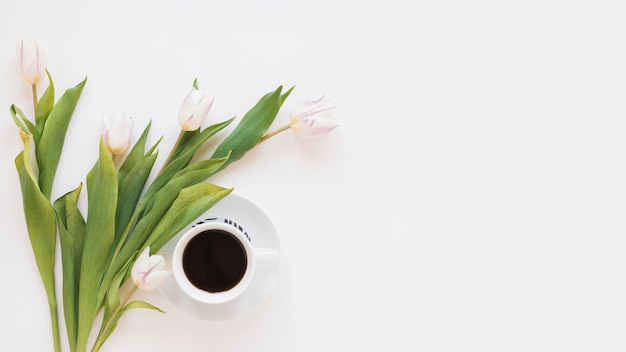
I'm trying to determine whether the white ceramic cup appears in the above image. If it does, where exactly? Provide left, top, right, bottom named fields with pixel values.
left=172, top=218, right=279, bottom=304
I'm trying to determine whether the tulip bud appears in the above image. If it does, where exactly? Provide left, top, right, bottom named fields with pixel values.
left=289, top=95, right=338, bottom=138
left=177, top=88, right=214, bottom=131
left=103, top=113, right=133, bottom=155
left=16, top=40, right=46, bottom=85
left=131, top=247, right=172, bottom=291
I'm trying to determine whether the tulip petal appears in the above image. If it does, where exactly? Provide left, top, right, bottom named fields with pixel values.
left=131, top=247, right=150, bottom=286
left=146, top=253, right=166, bottom=272
left=103, top=113, right=133, bottom=155
left=137, top=270, right=171, bottom=291
left=16, top=40, right=46, bottom=84
left=289, top=95, right=338, bottom=138
left=178, top=89, right=214, bottom=131
left=131, top=246, right=171, bottom=291
left=292, top=115, right=339, bottom=138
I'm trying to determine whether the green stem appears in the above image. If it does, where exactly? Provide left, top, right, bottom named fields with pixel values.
left=110, top=206, right=143, bottom=267
left=31, top=83, right=38, bottom=113
left=48, top=298, right=62, bottom=352
left=258, top=124, right=290, bottom=144
left=91, top=286, right=138, bottom=352
left=98, top=205, right=144, bottom=308
left=158, top=129, right=185, bottom=176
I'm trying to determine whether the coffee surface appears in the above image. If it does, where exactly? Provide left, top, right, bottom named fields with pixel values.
left=182, top=229, right=247, bottom=293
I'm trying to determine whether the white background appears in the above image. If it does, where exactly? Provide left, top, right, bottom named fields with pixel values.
left=2, top=0, right=626, bottom=351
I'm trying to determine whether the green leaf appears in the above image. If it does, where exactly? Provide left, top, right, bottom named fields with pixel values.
left=95, top=299, right=164, bottom=351
left=177, top=117, right=232, bottom=155
left=118, top=121, right=157, bottom=184
left=109, top=300, right=165, bottom=337
left=89, top=253, right=136, bottom=352
left=113, top=156, right=228, bottom=261
left=112, top=122, right=161, bottom=253
left=100, top=252, right=139, bottom=324
left=147, top=183, right=233, bottom=252
left=101, top=156, right=230, bottom=302
left=174, top=129, right=199, bottom=157
left=54, top=185, right=86, bottom=352
left=15, top=159, right=57, bottom=299
left=171, top=117, right=234, bottom=162
left=122, top=300, right=165, bottom=313
left=280, top=86, right=294, bottom=104
left=10, top=105, right=38, bottom=143
left=114, top=153, right=158, bottom=246
left=210, top=85, right=294, bottom=173
left=102, top=159, right=228, bottom=309
left=37, top=77, right=87, bottom=199
left=15, top=135, right=57, bottom=303
left=76, top=139, right=118, bottom=352
left=143, top=156, right=229, bottom=216
left=14, top=137, right=60, bottom=350
left=35, top=70, right=55, bottom=135
left=146, top=118, right=234, bottom=201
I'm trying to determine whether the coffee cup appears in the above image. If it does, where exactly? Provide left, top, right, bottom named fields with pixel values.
left=172, top=217, right=279, bottom=304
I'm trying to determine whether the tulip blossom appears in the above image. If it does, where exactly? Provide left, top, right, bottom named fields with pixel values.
left=177, top=88, right=214, bottom=131
left=290, top=95, right=338, bottom=138
left=103, top=113, right=133, bottom=155
left=16, top=40, right=46, bottom=85
left=131, top=247, right=171, bottom=291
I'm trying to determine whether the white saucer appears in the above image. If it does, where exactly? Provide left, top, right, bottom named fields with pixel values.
left=159, top=193, right=280, bottom=321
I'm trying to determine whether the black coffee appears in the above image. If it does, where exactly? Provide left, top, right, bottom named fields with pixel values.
left=182, top=229, right=247, bottom=293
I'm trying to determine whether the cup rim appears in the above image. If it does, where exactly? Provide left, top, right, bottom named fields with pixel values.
left=172, top=221, right=256, bottom=304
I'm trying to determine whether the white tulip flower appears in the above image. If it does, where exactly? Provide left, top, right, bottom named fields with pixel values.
left=103, top=113, right=133, bottom=155
left=178, top=88, right=214, bottom=131
left=290, top=95, right=338, bottom=138
left=16, top=40, right=46, bottom=85
left=131, top=247, right=171, bottom=291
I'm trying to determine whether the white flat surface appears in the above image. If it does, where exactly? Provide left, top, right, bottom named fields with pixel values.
left=2, top=0, right=626, bottom=351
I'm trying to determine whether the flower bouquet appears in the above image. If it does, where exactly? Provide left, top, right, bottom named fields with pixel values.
left=11, top=40, right=338, bottom=352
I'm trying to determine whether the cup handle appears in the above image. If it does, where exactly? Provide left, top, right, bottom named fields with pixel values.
left=254, top=248, right=279, bottom=263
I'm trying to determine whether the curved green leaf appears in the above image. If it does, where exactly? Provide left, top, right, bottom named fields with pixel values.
left=170, top=117, right=234, bottom=163
left=210, top=85, right=293, bottom=173
left=146, top=117, right=233, bottom=202
left=54, top=184, right=85, bottom=352
left=10, top=105, right=38, bottom=143
left=14, top=137, right=60, bottom=350
left=118, top=121, right=157, bottom=184
left=76, top=139, right=118, bottom=352
left=37, top=77, right=87, bottom=199
left=35, top=70, right=55, bottom=134
left=108, top=156, right=229, bottom=280
left=147, top=183, right=233, bottom=252
left=100, top=156, right=229, bottom=306
left=114, top=153, right=158, bottom=243
left=95, top=298, right=164, bottom=351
